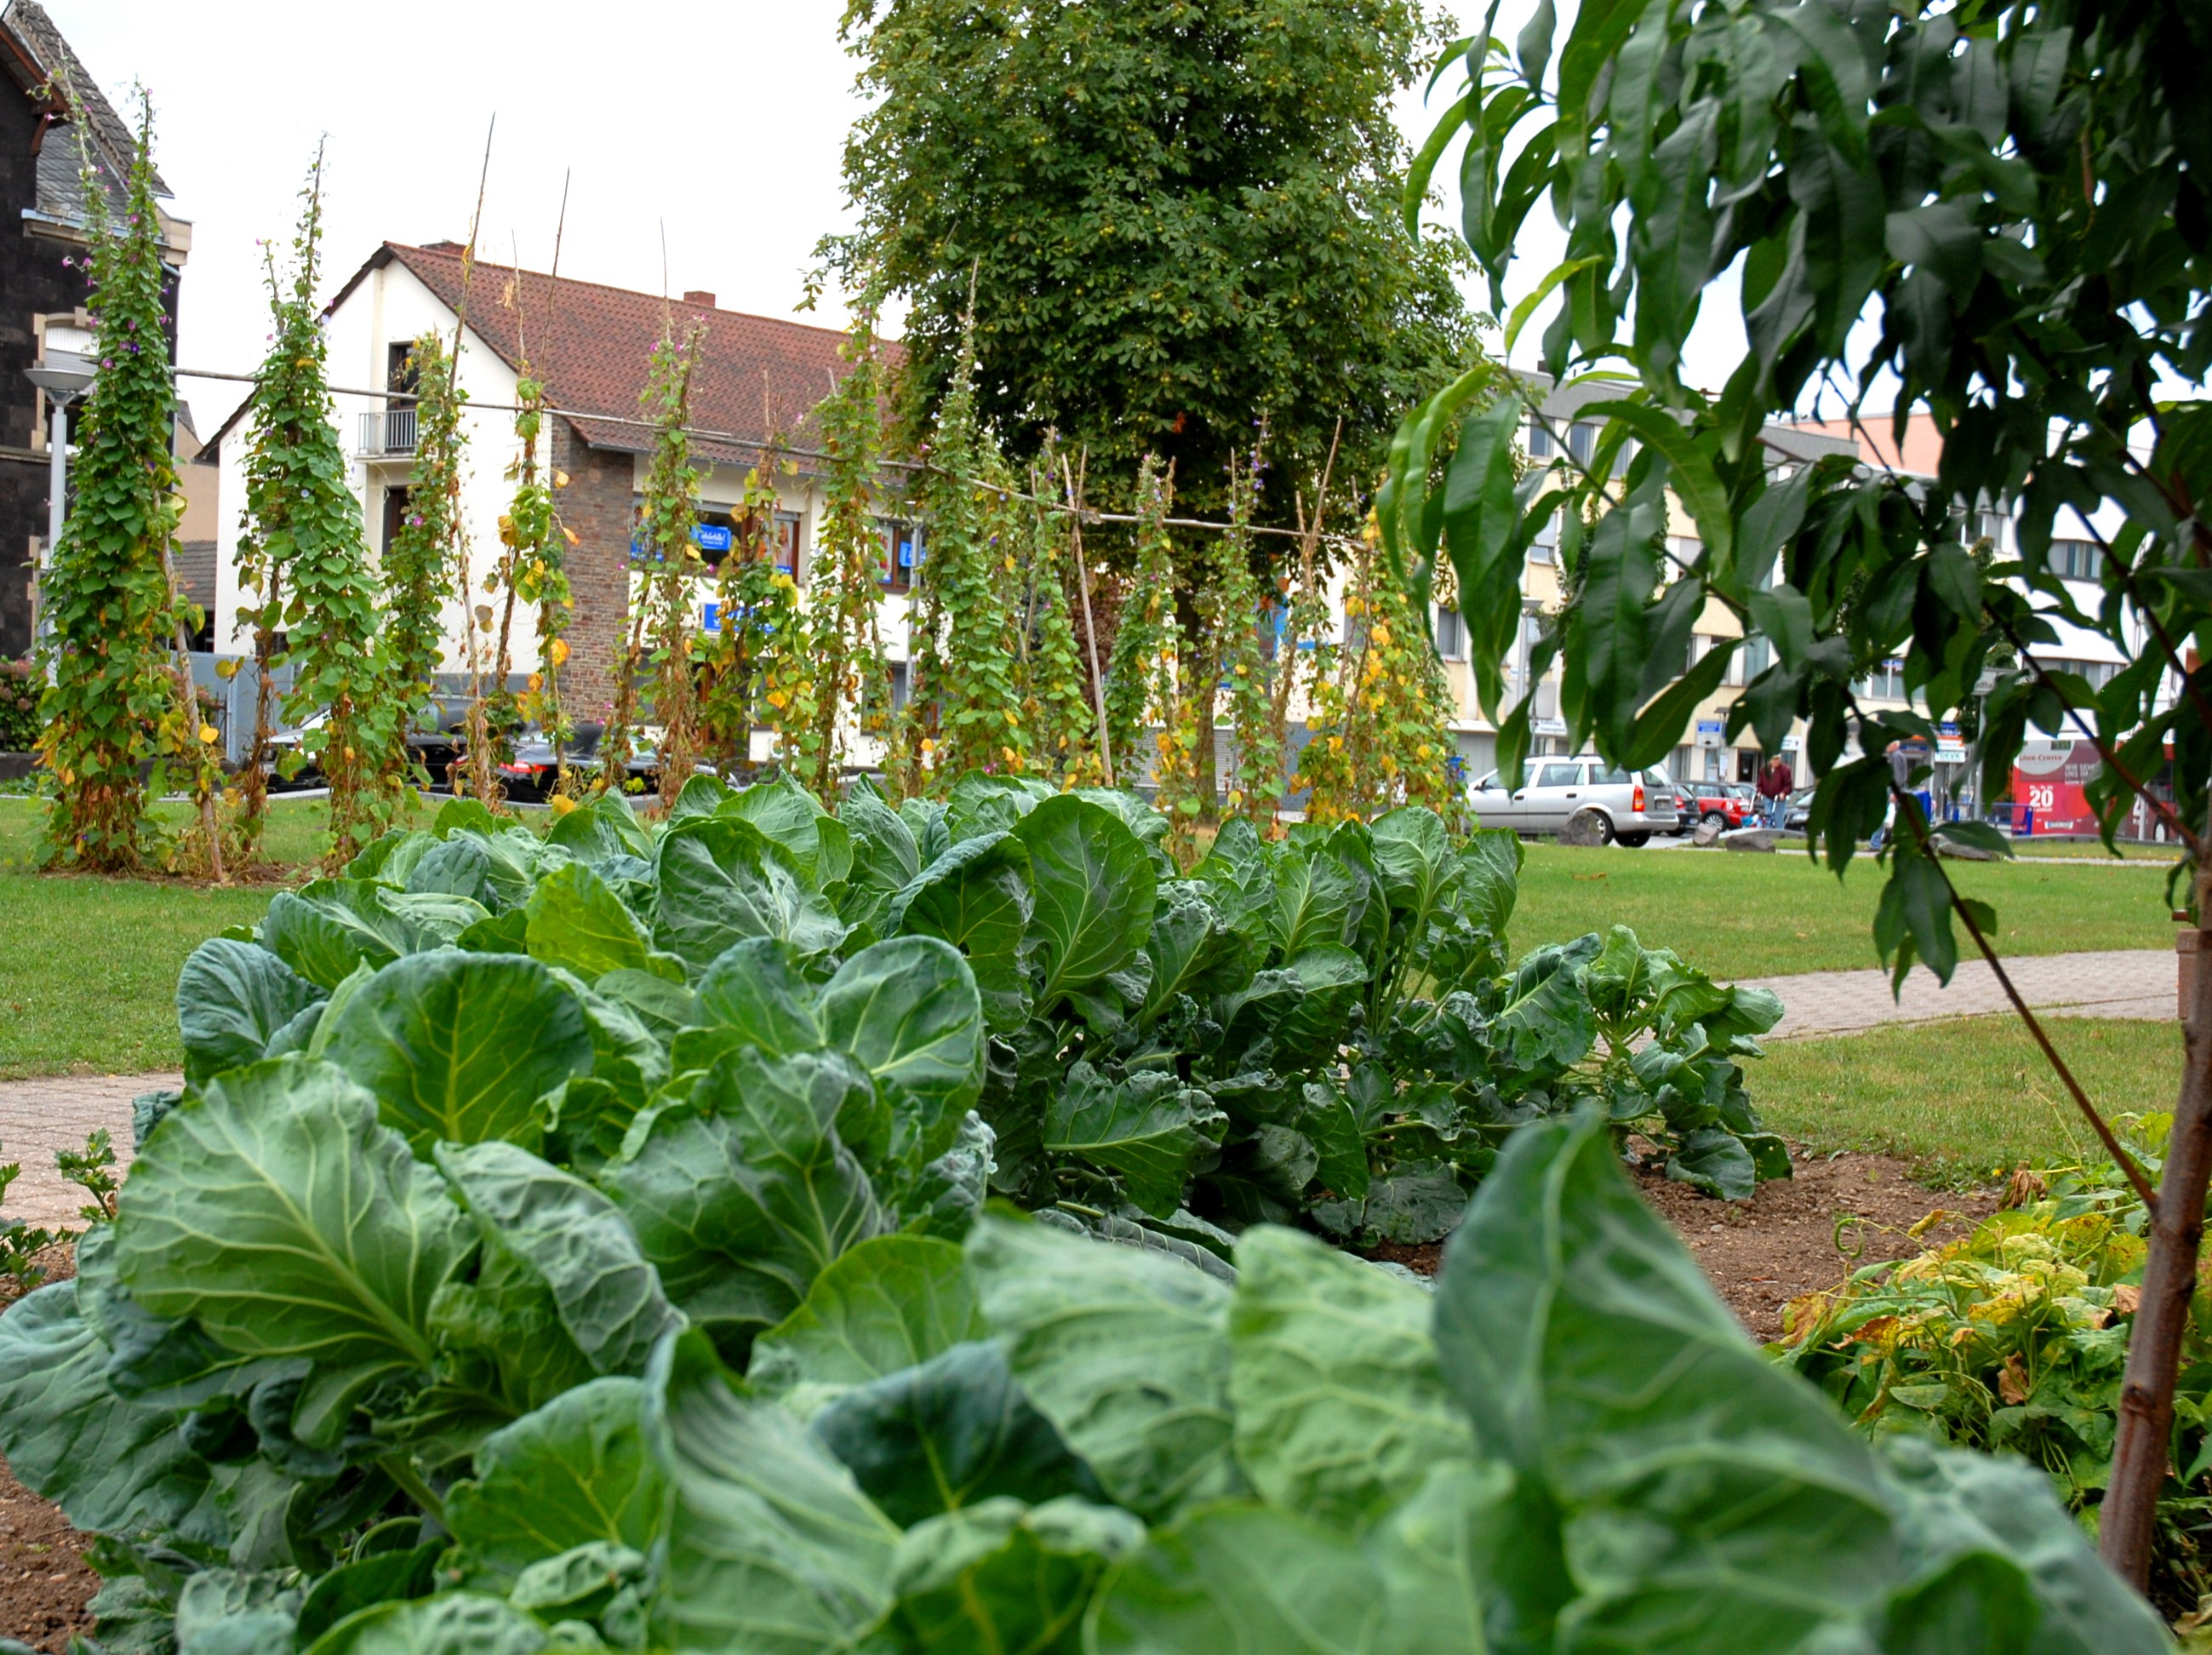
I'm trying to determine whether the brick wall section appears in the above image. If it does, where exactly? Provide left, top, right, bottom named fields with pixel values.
left=553, top=420, right=635, bottom=722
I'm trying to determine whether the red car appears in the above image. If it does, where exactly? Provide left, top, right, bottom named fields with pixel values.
left=1684, top=782, right=1756, bottom=828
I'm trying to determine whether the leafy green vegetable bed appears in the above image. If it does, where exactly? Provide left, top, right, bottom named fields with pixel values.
left=0, top=775, right=2160, bottom=1650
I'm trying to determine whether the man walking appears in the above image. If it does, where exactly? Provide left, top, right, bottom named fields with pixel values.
left=1757, top=753, right=1794, bottom=828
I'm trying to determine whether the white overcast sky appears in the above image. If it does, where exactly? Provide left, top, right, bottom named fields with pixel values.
left=54, top=0, right=1759, bottom=417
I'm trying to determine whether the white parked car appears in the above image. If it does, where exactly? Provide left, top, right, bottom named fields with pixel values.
left=1468, top=756, right=1681, bottom=845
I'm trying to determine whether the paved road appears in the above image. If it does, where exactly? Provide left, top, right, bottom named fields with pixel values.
left=0, top=948, right=2177, bottom=1228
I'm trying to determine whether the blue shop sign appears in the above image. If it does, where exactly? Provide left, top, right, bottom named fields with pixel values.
left=694, top=524, right=734, bottom=553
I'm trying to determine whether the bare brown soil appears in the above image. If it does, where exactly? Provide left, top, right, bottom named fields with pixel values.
left=1634, top=1149, right=1997, bottom=1341
left=1364, top=1148, right=1998, bottom=1343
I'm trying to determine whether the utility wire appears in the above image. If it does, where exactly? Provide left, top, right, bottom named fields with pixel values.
left=174, top=364, right=1364, bottom=549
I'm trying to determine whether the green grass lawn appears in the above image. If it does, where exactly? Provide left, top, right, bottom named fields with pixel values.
left=1750, top=1014, right=2179, bottom=1184
left=0, top=794, right=439, bottom=1079
left=1511, top=841, right=2173, bottom=979
left=2005, top=837, right=2185, bottom=862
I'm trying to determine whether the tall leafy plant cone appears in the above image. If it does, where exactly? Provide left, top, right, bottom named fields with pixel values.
left=36, top=99, right=210, bottom=872
left=1101, top=455, right=1175, bottom=786
left=503, top=371, right=576, bottom=785
left=1295, top=512, right=1458, bottom=825
left=1216, top=444, right=1281, bottom=828
left=893, top=318, right=1025, bottom=786
left=623, top=323, right=706, bottom=804
left=237, top=155, right=403, bottom=867
left=1009, top=453, right=1097, bottom=782
left=787, top=312, right=893, bottom=800
left=697, top=448, right=798, bottom=778
left=378, top=329, right=466, bottom=787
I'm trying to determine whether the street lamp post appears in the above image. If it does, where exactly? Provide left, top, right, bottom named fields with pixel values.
left=24, top=352, right=96, bottom=656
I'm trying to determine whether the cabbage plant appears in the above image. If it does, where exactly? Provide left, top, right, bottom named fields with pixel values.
left=0, top=1107, right=2158, bottom=1652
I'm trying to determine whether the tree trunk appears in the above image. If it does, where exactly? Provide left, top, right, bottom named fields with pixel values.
left=2101, top=859, right=2212, bottom=1589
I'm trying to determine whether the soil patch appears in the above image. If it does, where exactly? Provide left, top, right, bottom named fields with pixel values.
left=1362, top=1148, right=1997, bottom=1343
left=1633, top=1148, right=1998, bottom=1341
left=0, top=1459, right=96, bottom=1653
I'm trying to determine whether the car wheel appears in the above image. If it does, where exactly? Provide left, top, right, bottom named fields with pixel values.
left=1702, top=810, right=1726, bottom=826
left=1616, top=831, right=1650, bottom=847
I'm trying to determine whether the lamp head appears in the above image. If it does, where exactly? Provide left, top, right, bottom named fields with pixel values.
left=25, top=352, right=95, bottom=403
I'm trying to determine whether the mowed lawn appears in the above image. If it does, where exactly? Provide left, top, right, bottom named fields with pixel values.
left=1749, top=1014, right=2180, bottom=1185
left=0, top=794, right=437, bottom=1079
left=1510, top=840, right=2173, bottom=979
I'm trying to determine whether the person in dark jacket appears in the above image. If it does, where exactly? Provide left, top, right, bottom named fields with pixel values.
left=1756, top=755, right=1794, bottom=826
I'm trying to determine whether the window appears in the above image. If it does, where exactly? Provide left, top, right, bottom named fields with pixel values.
left=772, top=510, right=803, bottom=581
left=2047, top=538, right=2099, bottom=581
left=1435, top=606, right=1466, bottom=660
left=2034, top=656, right=2121, bottom=690
left=1526, top=420, right=1556, bottom=458
left=1529, top=510, right=1558, bottom=565
left=1567, top=421, right=1598, bottom=466
left=889, top=661, right=911, bottom=709
left=1859, top=658, right=1907, bottom=700
left=1536, top=762, right=1582, bottom=788
left=1742, top=634, right=1775, bottom=679
left=879, top=519, right=922, bottom=593
left=380, top=486, right=411, bottom=554
left=1591, top=763, right=1632, bottom=785
left=386, top=341, right=419, bottom=393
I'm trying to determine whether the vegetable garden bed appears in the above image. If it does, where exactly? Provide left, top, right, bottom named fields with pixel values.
left=0, top=776, right=2165, bottom=1651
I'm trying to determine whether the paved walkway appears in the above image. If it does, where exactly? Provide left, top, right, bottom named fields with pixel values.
left=0, top=1071, right=172, bottom=1230
left=1742, top=948, right=2172, bottom=1039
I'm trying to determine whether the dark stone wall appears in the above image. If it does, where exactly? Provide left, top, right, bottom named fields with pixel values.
left=0, top=94, right=77, bottom=657
left=0, top=97, right=186, bottom=659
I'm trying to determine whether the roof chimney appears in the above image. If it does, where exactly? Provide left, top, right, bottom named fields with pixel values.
left=421, top=239, right=466, bottom=254
left=683, top=289, right=717, bottom=310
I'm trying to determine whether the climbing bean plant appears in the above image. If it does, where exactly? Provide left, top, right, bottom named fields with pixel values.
left=609, top=324, right=706, bottom=799
left=1101, top=456, right=1175, bottom=791
left=236, top=152, right=402, bottom=867
left=37, top=99, right=210, bottom=872
left=1295, top=511, right=1460, bottom=826
left=379, top=329, right=466, bottom=788
left=891, top=322, right=1025, bottom=788
left=787, top=310, right=894, bottom=799
left=696, top=447, right=798, bottom=780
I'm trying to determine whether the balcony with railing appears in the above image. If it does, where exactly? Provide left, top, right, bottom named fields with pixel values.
left=357, top=406, right=418, bottom=457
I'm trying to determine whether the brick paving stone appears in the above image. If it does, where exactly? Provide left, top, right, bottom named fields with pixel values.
left=1740, top=948, right=2173, bottom=1039
left=0, top=1072, right=173, bottom=1230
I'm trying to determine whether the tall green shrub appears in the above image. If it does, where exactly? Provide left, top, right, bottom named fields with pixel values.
left=236, top=157, right=400, bottom=866
left=38, top=99, right=212, bottom=871
left=698, top=451, right=797, bottom=779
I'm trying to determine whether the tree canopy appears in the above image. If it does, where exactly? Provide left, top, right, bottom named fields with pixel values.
left=826, top=0, right=1477, bottom=517
left=1391, top=0, right=2212, bottom=1589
